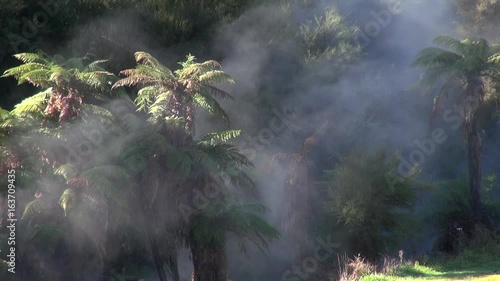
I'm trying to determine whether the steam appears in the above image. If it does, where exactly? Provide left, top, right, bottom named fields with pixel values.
left=209, top=0, right=466, bottom=279
left=6, top=0, right=500, bottom=280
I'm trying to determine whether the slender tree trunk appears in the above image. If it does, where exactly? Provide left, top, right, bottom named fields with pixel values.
left=158, top=172, right=180, bottom=281
left=190, top=239, right=227, bottom=281
left=464, top=79, right=484, bottom=226
left=148, top=227, right=168, bottom=281
left=137, top=179, right=168, bottom=281
left=467, top=115, right=482, bottom=225
left=167, top=249, right=180, bottom=281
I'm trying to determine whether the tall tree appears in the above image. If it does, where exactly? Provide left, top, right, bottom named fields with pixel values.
left=175, top=132, right=279, bottom=281
left=1, top=52, right=127, bottom=280
left=412, top=35, right=500, bottom=225
left=113, top=52, right=235, bottom=281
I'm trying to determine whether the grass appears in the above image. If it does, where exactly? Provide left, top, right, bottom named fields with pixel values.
left=357, top=238, right=500, bottom=281
left=359, top=264, right=500, bottom=280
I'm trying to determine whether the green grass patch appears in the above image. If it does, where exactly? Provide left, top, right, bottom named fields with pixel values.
left=360, top=240, right=500, bottom=281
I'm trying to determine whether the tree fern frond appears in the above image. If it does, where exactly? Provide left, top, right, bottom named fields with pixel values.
left=82, top=165, right=131, bottom=182
left=59, top=188, right=76, bottom=216
left=80, top=171, right=119, bottom=200
left=13, top=52, right=52, bottom=64
left=18, top=69, right=52, bottom=87
left=120, top=66, right=170, bottom=81
left=80, top=104, right=115, bottom=124
left=84, top=60, right=109, bottom=72
left=67, top=177, right=89, bottom=187
left=25, top=224, right=62, bottom=254
left=412, top=47, right=462, bottom=69
left=198, top=70, right=234, bottom=84
left=54, top=164, right=79, bottom=180
left=192, top=202, right=279, bottom=253
left=79, top=190, right=108, bottom=211
left=136, top=85, right=161, bottom=107
left=120, top=145, right=149, bottom=173
left=142, top=133, right=176, bottom=156
left=1, top=63, right=49, bottom=79
left=199, top=130, right=241, bottom=144
left=49, top=65, right=71, bottom=85
left=148, top=92, right=170, bottom=120
left=199, top=60, right=222, bottom=70
left=77, top=71, right=114, bottom=89
left=134, top=52, right=174, bottom=77
left=11, top=89, right=50, bottom=116
left=22, top=198, right=52, bottom=220
left=113, top=75, right=159, bottom=89
left=193, top=93, right=230, bottom=126
left=433, top=35, right=466, bottom=55
left=202, top=85, right=234, bottom=100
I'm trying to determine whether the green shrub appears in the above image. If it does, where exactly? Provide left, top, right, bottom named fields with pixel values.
left=323, top=148, right=418, bottom=259
left=424, top=174, right=500, bottom=253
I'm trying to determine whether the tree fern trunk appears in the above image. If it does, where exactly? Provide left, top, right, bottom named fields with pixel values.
left=464, top=79, right=484, bottom=226
left=148, top=228, right=168, bottom=281
left=167, top=250, right=180, bottom=281
left=190, top=238, right=227, bottom=281
left=137, top=179, right=168, bottom=281
left=467, top=115, right=482, bottom=225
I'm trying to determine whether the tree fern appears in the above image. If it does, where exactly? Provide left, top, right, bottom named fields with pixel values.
left=3, top=52, right=119, bottom=122
left=413, top=35, right=500, bottom=224
left=114, top=52, right=234, bottom=135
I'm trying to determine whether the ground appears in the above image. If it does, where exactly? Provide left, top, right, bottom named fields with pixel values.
left=360, top=240, right=500, bottom=281
left=361, top=258, right=500, bottom=281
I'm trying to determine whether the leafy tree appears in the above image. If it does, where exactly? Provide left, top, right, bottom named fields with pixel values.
left=412, top=35, right=500, bottom=225
left=299, top=7, right=361, bottom=67
left=324, top=149, right=417, bottom=259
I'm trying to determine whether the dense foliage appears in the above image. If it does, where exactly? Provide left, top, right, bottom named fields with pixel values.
left=1, top=1, right=500, bottom=281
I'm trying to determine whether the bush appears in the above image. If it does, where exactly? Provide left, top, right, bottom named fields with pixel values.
left=324, top=148, right=418, bottom=259
left=337, top=254, right=377, bottom=281
left=424, top=174, right=500, bottom=253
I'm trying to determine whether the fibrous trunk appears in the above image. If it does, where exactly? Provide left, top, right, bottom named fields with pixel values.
left=464, top=79, right=484, bottom=226
left=190, top=239, right=227, bottom=281
left=467, top=115, right=482, bottom=224
left=45, top=87, right=83, bottom=122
